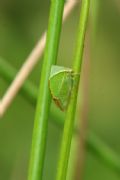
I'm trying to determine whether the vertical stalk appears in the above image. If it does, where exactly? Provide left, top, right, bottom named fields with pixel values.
left=27, top=0, right=65, bottom=180
left=56, top=1, right=90, bottom=180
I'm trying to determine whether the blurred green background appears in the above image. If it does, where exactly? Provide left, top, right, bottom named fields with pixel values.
left=0, top=0, right=120, bottom=179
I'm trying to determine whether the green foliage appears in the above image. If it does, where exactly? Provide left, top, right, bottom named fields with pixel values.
left=0, top=0, right=120, bottom=180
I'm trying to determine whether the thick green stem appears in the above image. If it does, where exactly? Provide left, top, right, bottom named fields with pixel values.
left=56, top=1, right=90, bottom=180
left=27, top=0, right=65, bottom=180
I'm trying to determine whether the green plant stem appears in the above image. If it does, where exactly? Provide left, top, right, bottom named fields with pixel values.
left=1, top=58, right=120, bottom=174
left=27, top=0, right=65, bottom=180
left=56, top=1, right=90, bottom=180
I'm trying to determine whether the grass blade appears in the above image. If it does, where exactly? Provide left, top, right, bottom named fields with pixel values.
left=56, top=1, right=90, bottom=180
left=27, top=0, right=65, bottom=179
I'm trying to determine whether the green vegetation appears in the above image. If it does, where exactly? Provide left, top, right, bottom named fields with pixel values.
left=28, top=0, right=65, bottom=180
left=56, top=1, right=90, bottom=180
left=0, top=0, right=120, bottom=180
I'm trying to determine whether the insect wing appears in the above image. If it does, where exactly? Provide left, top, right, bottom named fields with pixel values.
left=49, top=71, right=73, bottom=111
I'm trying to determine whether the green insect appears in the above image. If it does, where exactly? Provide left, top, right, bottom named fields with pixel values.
left=49, top=65, right=77, bottom=111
